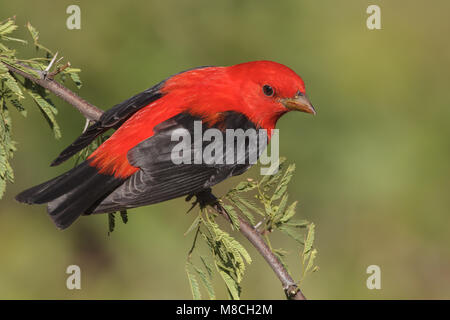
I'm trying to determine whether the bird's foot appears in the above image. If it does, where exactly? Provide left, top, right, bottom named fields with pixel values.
left=185, top=188, right=217, bottom=213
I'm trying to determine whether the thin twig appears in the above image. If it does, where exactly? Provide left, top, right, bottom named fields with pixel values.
left=47, top=62, right=70, bottom=79
left=4, top=60, right=306, bottom=300
left=2, top=61, right=103, bottom=121
left=199, top=190, right=306, bottom=300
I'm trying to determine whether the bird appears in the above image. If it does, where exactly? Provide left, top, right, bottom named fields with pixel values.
left=15, top=60, right=315, bottom=229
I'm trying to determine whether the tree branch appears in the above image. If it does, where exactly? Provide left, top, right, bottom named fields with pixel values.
left=198, top=190, right=306, bottom=300
left=3, top=62, right=103, bottom=121
left=4, top=61, right=306, bottom=300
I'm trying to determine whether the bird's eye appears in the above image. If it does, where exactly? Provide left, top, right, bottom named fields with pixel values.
left=262, top=85, right=274, bottom=97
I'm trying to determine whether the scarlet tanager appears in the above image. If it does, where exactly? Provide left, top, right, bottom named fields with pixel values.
left=16, top=61, right=315, bottom=229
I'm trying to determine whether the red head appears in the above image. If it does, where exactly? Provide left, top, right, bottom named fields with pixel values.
left=227, top=60, right=315, bottom=128
left=162, top=60, right=315, bottom=130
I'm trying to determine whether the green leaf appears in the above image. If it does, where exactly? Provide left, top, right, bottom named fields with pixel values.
left=26, top=22, right=53, bottom=54
left=1, top=71, right=24, bottom=99
left=7, top=98, right=26, bottom=116
left=200, top=226, right=215, bottom=253
left=231, top=236, right=252, bottom=265
left=203, top=218, right=251, bottom=286
left=236, top=196, right=264, bottom=217
left=1, top=36, right=27, bottom=44
left=276, top=193, right=289, bottom=217
left=0, top=19, right=17, bottom=36
left=303, top=223, right=315, bottom=262
left=26, top=85, right=61, bottom=138
left=278, top=224, right=305, bottom=244
left=280, top=200, right=297, bottom=224
left=184, top=214, right=201, bottom=236
left=26, top=22, right=39, bottom=42
left=200, top=255, right=214, bottom=277
left=0, top=61, right=8, bottom=73
left=271, top=163, right=295, bottom=202
left=215, top=224, right=251, bottom=264
left=120, top=210, right=128, bottom=224
left=186, top=263, right=202, bottom=300
left=0, top=98, right=16, bottom=199
left=273, top=248, right=291, bottom=276
left=222, top=204, right=240, bottom=230
left=108, top=213, right=115, bottom=235
left=193, top=264, right=216, bottom=300
left=230, top=196, right=255, bottom=225
left=305, top=248, right=318, bottom=274
left=217, top=267, right=240, bottom=300
left=65, top=68, right=82, bottom=88
left=285, top=219, right=309, bottom=228
left=0, top=42, right=14, bottom=54
left=230, top=180, right=257, bottom=194
left=0, top=176, right=5, bottom=199
left=0, top=57, right=40, bottom=78
left=259, top=157, right=286, bottom=187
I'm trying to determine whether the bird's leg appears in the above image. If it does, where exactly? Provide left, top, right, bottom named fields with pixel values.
left=185, top=188, right=217, bottom=213
left=194, top=188, right=217, bottom=208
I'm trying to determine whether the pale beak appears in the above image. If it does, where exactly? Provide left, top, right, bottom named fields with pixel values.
left=281, top=93, right=316, bottom=115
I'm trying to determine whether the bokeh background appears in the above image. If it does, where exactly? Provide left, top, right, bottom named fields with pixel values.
left=1, top=0, right=449, bottom=299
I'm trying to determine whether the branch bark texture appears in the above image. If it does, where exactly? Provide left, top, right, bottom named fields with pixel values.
left=4, top=63, right=103, bottom=121
left=202, top=191, right=306, bottom=300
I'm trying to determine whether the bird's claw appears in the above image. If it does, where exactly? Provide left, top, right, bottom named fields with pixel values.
left=185, top=188, right=216, bottom=213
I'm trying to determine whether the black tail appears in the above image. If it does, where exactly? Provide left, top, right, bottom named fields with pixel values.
left=16, top=161, right=124, bottom=229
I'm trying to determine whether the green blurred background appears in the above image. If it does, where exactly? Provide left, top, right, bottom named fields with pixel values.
left=1, top=0, right=449, bottom=299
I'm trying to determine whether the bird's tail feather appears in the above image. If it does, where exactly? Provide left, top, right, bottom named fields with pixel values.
left=50, top=122, right=107, bottom=167
left=15, top=161, right=124, bottom=229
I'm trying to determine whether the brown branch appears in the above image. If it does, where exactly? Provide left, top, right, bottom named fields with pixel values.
left=4, top=61, right=306, bottom=300
left=198, top=190, right=306, bottom=300
left=3, top=62, right=103, bottom=121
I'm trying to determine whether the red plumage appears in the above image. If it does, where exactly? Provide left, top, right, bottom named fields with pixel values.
left=89, top=61, right=307, bottom=178
left=16, top=60, right=315, bottom=229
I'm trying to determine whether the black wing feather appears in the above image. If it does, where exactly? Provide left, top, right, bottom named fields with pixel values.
left=91, top=112, right=265, bottom=214
left=50, top=81, right=164, bottom=166
left=50, top=66, right=216, bottom=167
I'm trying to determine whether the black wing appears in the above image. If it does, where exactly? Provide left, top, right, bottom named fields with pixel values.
left=90, top=112, right=266, bottom=214
left=51, top=66, right=215, bottom=167
left=50, top=81, right=165, bottom=166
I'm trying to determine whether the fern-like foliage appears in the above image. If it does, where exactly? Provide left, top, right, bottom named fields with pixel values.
left=186, top=158, right=318, bottom=299
left=0, top=17, right=82, bottom=198
left=0, top=17, right=127, bottom=231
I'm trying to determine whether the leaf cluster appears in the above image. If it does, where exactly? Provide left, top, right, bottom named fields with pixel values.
left=0, top=17, right=82, bottom=198
left=186, top=158, right=318, bottom=299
